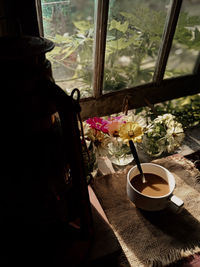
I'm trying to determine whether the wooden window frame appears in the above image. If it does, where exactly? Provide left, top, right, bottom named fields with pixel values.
left=37, top=0, right=200, bottom=120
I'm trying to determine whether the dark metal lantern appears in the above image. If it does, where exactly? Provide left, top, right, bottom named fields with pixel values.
left=1, top=35, right=93, bottom=265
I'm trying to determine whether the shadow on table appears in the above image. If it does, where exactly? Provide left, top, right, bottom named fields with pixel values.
left=139, top=207, right=200, bottom=246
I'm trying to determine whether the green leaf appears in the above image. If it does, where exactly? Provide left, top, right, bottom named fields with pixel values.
left=109, top=19, right=129, bottom=33
left=54, top=34, right=73, bottom=43
left=120, top=12, right=134, bottom=20
left=73, top=20, right=92, bottom=32
left=106, top=36, right=137, bottom=52
left=61, top=47, right=76, bottom=59
left=180, top=97, right=192, bottom=106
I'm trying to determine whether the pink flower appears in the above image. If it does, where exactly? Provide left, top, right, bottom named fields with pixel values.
left=86, top=117, right=109, bottom=133
left=107, top=116, right=119, bottom=121
left=107, top=121, right=124, bottom=137
left=105, top=116, right=126, bottom=137
left=107, top=116, right=126, bottom=122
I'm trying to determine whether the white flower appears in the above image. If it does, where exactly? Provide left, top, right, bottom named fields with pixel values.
left=154, top=113, right=174, bottom=124
left=124, top=113, right=147, bottom=128
left=143, top=113, right=184, bottom=157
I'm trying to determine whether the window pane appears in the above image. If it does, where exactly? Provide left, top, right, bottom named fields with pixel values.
left=165, top=0, right=200, bottom=79
left=41, top=0, right=94, bottom=97
left=103, top=0, right=170, bottom=93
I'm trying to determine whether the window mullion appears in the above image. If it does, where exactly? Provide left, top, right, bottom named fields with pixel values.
left=193, top=53, right=200, bottom=74
left=35, top=0, right=44, bottom=36
left=93, top=0, right=109, bottom=98
left=153, top=0, right=182, bottom=85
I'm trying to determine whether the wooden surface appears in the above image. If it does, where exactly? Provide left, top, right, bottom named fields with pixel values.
left=80, top=74, right=200, bottom=120
left=86, top=185, right=122, bottom=266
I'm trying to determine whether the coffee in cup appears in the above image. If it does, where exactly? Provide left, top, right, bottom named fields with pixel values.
left=127, top=163, right=184, bottom=212
left=130, top=173, right=170, bottom=197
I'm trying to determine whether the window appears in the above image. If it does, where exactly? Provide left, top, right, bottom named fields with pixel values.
left=37, top=0, right=200, bottom=120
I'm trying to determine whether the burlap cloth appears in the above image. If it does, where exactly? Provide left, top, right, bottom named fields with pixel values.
left=92, top=154, right=200, bottom=266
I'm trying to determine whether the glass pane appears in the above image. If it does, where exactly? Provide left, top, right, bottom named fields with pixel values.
left=41, top=0, right=94, bottom=97
left=103, top=0, right=170, bottom=93
left=165, top=0, right=200, bottom=79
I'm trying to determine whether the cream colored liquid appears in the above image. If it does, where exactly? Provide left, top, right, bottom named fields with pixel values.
left=130, top=173, right=170, bottom=197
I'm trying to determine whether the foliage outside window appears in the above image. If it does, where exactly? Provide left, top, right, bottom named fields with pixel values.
left=103, top=0, right=169, bottom=92
left=40, top=0, right=200, bottom=98
left=41, top=0, right=94, bottom=97
left=165, top=0, right=200, bottom=78
left=39, top=0, right=200, bottom=122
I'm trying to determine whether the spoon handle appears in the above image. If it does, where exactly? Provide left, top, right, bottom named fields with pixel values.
left=129, top=140, right=144, bottom=175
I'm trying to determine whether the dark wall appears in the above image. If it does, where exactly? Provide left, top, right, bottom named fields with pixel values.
left=0, top=0, right=39, bottom=36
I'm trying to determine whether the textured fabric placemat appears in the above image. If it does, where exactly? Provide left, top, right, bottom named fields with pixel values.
left=92, top=154, right=200, bottom=267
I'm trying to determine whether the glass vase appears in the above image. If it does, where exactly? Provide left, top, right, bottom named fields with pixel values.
left=107, top=139, right=133, bottom=166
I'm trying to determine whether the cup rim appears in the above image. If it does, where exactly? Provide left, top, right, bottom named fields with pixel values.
left=127, top=163, right=175, bottom=199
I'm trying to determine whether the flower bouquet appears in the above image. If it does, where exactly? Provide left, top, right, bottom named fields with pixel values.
left=83, top=115, right=144, bottom=166
left=82, top=112, right=185, bottom=175
left=142, top=113, right=185, bottom=157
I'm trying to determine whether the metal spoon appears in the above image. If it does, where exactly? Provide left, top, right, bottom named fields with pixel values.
left=129, top=140, right=146, bottom=183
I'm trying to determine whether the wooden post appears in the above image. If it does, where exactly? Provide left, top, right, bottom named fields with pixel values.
left=153, top=0, right=183, bottom=85
left=93, top=0, right=109, bottom=98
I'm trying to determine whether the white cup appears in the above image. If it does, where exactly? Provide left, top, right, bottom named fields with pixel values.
left=127, top=163, right=184, bottom=212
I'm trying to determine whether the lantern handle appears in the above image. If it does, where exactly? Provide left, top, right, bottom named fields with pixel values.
left=71, top=88, right=80, bottom=102
left=71, top=88, right=91, bottom=182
